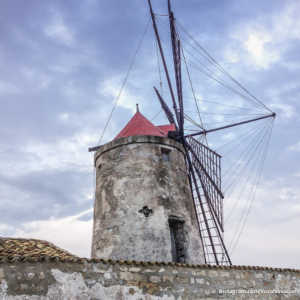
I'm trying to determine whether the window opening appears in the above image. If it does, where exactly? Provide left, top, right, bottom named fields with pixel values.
left=161, top=147, right=171, bottom=162
left=169, top=217, right=186, bottom=263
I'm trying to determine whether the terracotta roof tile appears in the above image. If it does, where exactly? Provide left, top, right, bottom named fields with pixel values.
left=1, top=240, right=298, bottom=274
left=0, top=237, right=79, bottom=260
left=157, top=124, right=176, bottom=135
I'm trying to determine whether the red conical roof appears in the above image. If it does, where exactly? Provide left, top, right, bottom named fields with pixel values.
left=115, top=111, right=175, bottom=140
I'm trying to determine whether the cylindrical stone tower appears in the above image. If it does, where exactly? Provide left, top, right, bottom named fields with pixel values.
left=91, top=134, right=204, bottom=264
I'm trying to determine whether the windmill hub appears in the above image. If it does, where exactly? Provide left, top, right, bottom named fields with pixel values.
left=167, top=130, right=182, bottom=142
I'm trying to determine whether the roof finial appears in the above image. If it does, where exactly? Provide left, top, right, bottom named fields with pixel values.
left=136, top=103, right=139, bottom=112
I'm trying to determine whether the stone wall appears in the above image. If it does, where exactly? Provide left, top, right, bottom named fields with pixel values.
left=1, top=258, right=300, bottom=299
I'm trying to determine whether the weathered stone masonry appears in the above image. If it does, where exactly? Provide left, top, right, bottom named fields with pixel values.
left=1, top=258, right=300, bottom=299
left=92, top=135, right=204, bottom=265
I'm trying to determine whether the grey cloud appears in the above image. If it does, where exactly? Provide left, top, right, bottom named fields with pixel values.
left=0, top=169, right=92, bottom=225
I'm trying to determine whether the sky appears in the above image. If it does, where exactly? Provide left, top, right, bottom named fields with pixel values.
left=0, top=0, right=299, bottom=268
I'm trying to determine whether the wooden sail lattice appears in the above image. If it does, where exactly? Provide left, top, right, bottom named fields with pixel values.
left=186, top=137, right=230, bottom=265
left=187, top=136, right=223, bottom=231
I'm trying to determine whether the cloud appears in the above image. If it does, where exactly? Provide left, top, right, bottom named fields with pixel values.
left=0, top=131, right=97, bottom=225
left=225, top=1, right=300, bottom=70
left=98, top=77, right=141, bottom=114
left=227, top=179, right=300, bottom=268
left=230, top=218, right=300, bottom=268
left=59, top=112, right=70, bottom=122
left=273, top=2, right=300, bottom=41
left=0, top=81, right=20, bottom=95
left=44, top=13, right=74, bottom=46
left=288, top=141, right=300, bottom=152
left=222, top=132, right=236, bottom=141
left=20, top=67, right=52, bottom=90
left=0, top=130, right=97, bottom=178
left=243, top=31, right=279, bottom=69
left=12, top=209, right=93, bottom=257
left=0, top=223, right=16, bottom=236
left=269, top=103, right=296, bottom=120
left=0, top=168, right=93, bottom=225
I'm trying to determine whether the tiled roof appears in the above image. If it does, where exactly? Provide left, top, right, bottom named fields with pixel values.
left=0, top=237, right=79, bottom=261
left=115, top=111, right=175, bottom=140
left=157, top=124, right=176, bottom=135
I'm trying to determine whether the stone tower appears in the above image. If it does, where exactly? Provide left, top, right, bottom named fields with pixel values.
left=91, top=110, right=204, bottom=264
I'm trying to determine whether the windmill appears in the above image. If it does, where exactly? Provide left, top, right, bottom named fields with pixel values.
left=146, top=0, right=275, bottom=266
left=89, top=0, right=276, bottom=266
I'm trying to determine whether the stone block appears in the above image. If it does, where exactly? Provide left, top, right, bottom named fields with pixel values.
left=149, top=275, right=161, bottom=283
left=20, top=283, right=28, bottom=291
left=120, top=272, right=133, bottom=281
left=207, top=270, right=218, bottom=277
left=38, top=272, right=45, bottom=280
left=240, top=271, right=251, bottom=280
left=104, top=272, right=112, bottom=280
left=195, top=278, right=205, bottom=284
left=143, top=269, right=155, bottom=273
left=129, top=267, right=141, bottom=273
left=132, top=273, right=147, bottom=282
left=92, top=264, right=109, bottom=274
left=195, top=270, right=206, bottom=276
left=162, top=275, right=173, bottom=283
left=219, top=271, right=230, bottom=278
left=255, top=273, right=264, bottom=279
left=175, top=275, right=189, bottom=284
left=0, top=268, right=4, bottom=281
left=119, top=271, right=146, bottom=282
left=27, top=272, right=35, bottom=280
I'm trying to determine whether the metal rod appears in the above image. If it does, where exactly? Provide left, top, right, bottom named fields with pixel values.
left=88, top=145, right=101, bottom=152
left=185, top=113, right=276, bottom=138
left=168, top=0, right=183, bottom=134
left=153, top=86, right=177, bottom=128
left=178, top=39, right=184, bottom=135
left=147, top=0, right=179, bottom=125
left=219, top=157, right=223, bottom=227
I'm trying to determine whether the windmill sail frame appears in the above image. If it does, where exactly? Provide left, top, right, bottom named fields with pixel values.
left=146, top=0, right=277, bottom=266
left=147, top=0, right=233, bottom=265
